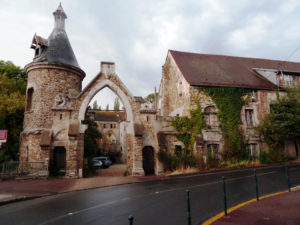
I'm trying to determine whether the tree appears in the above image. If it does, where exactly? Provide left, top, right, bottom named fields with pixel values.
left=256, top=87, right=300, bottom=159
left=106, top=104, right=109, bottom=111
left=84, top=118, right=102, bottom=158
left=143, top=93, right=158, bottom=103
left=83, top=117, right=102, bottom=177
left=113, top=97, right=120, bottom=111
left=92, top=100, right=99, bottom=110
left=0, top=61, right=26, bottom=166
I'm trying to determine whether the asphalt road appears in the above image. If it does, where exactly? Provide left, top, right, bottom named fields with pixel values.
left=0, top=164, right=300, bottom=225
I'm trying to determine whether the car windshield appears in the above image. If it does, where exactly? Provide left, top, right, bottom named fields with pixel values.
left=94, top=157, right=109, bottom=160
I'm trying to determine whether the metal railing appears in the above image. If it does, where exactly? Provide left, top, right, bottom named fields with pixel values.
left=1, top=161, right=48, bottom=180
left=125, top=163, right=300, bottom=225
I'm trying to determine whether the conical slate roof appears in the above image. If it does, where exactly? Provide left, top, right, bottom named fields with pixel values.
left=32, top=4, right=80, bottom=68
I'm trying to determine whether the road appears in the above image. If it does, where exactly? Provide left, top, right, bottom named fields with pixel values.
left=0, top=164, right=300, bottom=225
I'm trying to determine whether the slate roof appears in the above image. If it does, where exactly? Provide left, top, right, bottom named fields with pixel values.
left=169, top=50, right=300, bottom=90
left=94, top=111, right=126, bottom=122
left=32, top=4, right=80, bottom=69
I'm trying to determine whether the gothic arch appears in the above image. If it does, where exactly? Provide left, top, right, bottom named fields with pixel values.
left=77, top=73, right=135, bottom=135
left=75, top=69, right=140, bottom=175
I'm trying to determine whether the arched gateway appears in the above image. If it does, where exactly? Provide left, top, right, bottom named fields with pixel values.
left=75, top=62, right=139, bottom=176
left=20, top=4, right=162, bottom=177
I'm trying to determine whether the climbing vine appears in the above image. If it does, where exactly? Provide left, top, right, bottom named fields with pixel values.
left=156, top=101, right=207, bottom=171
left=201, top=87, right=250, bottom=160
left=171, top=100, right=206, bottom=152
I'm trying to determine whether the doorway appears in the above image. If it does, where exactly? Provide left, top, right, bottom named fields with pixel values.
left=53, top=147, right=66, bottom=170
left=142, top=146, right=155, bottom=175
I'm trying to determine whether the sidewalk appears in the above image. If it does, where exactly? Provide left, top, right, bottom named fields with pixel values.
left=0, top=175, right=167, bottom=205
left=209, top=188, right=300, bottom=225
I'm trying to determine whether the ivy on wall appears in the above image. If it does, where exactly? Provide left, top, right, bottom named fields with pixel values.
left=159, top=87, right=251, bottom=172
left=156, top=101, right=206, bottom=171
left=171, top=100, right=206, bottom=152
left=201, top=87, right=250, bottom=160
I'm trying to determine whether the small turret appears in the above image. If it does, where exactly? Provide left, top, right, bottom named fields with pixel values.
left=53, top=3, right=67, bottom=29
left=30, top=3, right=80, bottom=68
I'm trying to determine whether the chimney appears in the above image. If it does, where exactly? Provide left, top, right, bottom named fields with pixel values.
left=101, top=62, right=115, bottom=78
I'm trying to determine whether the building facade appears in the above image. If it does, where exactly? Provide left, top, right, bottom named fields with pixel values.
left=20, top=4, right=299, bottom=178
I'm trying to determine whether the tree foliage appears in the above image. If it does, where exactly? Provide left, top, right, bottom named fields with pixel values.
left=113, top=97, right=120, bottom=111
left=171, top=100, right=206, bottom=151
left=256, top=87, right=300, bottom=159
left=142, top=93, right=158, bottom=103
left=92, top=100, right=99, bottom=110
left=83, top=118, right=102, bottom=158
left=0, top=60, right=26, bottom=165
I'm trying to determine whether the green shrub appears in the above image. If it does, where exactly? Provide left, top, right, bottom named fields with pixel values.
left=259, top=151, right=273, bottom=164
left=218, top=160, right=252, bottom=168
left=180, top=152, right=197, bottom=168
left=157, top=150, right=179, bottom=172
left=206, top=152, right=219, bottom=169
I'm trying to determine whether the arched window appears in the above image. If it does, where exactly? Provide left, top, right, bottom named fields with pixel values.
left=204, top=106, right=218, bottom=128
left=26, top=88, right=34, bottom=111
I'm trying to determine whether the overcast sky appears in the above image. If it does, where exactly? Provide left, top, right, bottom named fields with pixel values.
left=1, top=0, right=300, bottom=108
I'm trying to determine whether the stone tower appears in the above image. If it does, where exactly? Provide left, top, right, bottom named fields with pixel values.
left=20, top=4, right=85, bottom=177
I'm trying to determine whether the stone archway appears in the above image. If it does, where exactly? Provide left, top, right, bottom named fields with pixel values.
left=75, top=62, right=141, bottom=175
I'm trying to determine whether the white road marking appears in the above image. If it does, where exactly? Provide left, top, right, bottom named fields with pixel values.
left=291, top=185, right=300, bottom=190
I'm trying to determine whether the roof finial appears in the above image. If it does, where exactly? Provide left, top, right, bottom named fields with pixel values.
left=53, top=2, right=67, bottom=29
left=57, top=2, right=63, bottom=11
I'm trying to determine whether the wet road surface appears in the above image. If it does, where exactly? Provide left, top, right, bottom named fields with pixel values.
left=0, top=163, right=300, bottom=225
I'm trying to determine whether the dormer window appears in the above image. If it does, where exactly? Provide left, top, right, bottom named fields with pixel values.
left=277, top=72, right=300, bottom=87
left=30, top=34, right=48, bottom=59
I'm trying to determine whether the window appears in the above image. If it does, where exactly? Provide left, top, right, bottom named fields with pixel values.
left=251, top=90, right=257, bottom=102
left=146, top=116, right=149, bottom=121
left=175, top=145, right=182, bottom=156
left=26, top=88, right=34, bottom=111
left=245, top=109, right=254, bottom=128
left=35, top=47, right=40, bottom=57
left=207, top=144, right=219, bottom=160
left=178, top=81, right=182, bottom=96
left=277, top=73, right=300, bottom=87
left=26, top=146, right=29, bottom=161
left=247, top=143, right=258, bottom=157
left=204, top=106, right=218, bottom=128
left=103, top=124, right=106, bottom=128
left=110, top=124, right=113, bottom=128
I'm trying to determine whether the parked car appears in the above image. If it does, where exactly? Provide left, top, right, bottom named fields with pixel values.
left=92, top=159, right=103, bottom=169
left=93, top=156, right=112, bottom=168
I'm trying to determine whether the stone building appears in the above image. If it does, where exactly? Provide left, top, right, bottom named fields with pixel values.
left=20, top=4, right=299, bottom=178
left=88, top=110, right=127, bottom=162
left=156, top=50, right=300, bottom=160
